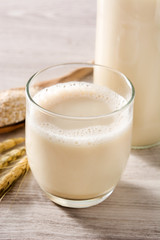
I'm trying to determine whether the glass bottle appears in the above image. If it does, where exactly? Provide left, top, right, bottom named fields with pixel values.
left=95, top=0, right=160, bottom=148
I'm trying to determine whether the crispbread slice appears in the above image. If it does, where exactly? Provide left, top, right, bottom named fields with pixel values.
left=0, top=88, right=25, bottom=128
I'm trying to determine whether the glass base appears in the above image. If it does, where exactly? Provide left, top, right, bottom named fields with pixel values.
left=45, top=188, right=114, bottom=208
left=132, top=140, right=160, bottom=150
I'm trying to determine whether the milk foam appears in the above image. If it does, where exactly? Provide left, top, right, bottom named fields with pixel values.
left=34, top=81, right=126, bottom=114
left=31, top=82, right=130, bottom=146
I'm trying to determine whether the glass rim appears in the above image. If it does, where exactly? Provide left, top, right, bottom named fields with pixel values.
left=26, top=62, right=135, bottom=120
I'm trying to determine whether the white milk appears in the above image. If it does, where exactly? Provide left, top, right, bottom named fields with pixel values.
left=95, top=0, right=160, bottom=147
left=26, top=82, right=132, bottom=200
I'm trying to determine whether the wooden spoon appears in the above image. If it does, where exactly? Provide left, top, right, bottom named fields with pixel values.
left=0, top=66, right=92, bottom=134
left=0, top=121, right=25, bottom=134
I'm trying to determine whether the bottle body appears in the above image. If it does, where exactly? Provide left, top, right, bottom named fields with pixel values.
left=95, top=0, right=160, bottom=147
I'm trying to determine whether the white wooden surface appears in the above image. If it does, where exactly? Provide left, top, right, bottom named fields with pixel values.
left=0, top=1, right=160, bottom=239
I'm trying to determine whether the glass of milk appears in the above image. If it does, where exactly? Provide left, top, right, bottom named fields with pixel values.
left=25, top=63, right=135, bottom=208
left=95, top=0, right=160, bottom=148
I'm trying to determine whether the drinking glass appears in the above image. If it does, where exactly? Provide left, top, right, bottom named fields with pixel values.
left=26, top=63, right=135, bottom=208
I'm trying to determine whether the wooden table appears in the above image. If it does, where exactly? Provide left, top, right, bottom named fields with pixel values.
left=0, top=0, right=160, bottom=239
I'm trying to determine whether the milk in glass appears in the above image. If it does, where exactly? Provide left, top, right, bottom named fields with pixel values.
left=26, top=82, right=132, bottom=200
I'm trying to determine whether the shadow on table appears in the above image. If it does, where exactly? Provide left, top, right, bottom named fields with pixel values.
left=131, top=144, right=160, bottom=169
left=60, top=181, right=159, bottom=239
